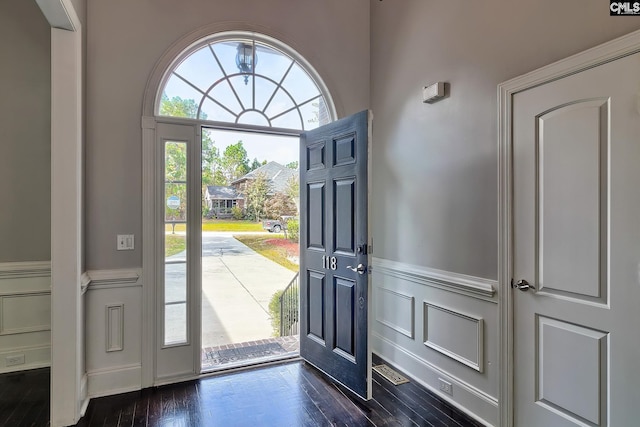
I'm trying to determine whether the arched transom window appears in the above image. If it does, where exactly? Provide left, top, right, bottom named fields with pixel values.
left=158, top=33, right=334, bottom=131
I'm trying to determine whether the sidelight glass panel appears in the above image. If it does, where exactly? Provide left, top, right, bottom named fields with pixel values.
left=164, top=141, right=188, bottom=345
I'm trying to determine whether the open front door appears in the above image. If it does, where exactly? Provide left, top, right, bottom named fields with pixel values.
left=299, top=110, right=371, bottom=400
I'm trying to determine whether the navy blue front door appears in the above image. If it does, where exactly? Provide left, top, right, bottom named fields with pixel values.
left=299, top=110, right=370, bottom=400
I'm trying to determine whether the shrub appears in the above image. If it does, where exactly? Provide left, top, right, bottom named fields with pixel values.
left=286, top=218, right=299, bottom=242
left=231, top=206, right=244, bottom=220
left=268, top=286, right=299, bottom=337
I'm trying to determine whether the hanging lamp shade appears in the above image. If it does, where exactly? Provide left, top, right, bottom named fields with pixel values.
left=236, top=43, right=256, bottom=85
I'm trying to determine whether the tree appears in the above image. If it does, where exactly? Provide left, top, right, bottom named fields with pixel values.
left=285, top=161, right=299, bottom=169
left=249, top=158, right=263, bottom=171
left=221, top=142, right=250, bottom=182
left=159, top=94, right=200, bottom=119
left=285, top=176, right=300, bottom=215
left=264, top=192, right=297, bottom=219
left=244, top=172, right=270, bottom=221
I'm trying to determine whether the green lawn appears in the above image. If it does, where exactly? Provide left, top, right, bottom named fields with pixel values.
left=165, top=234, right=186, bottom=257
left=165, top=219, right=263, bottom=233
left=234, top=234, right=299, bottom=272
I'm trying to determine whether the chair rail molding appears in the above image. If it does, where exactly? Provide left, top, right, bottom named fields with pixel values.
left=0, top=261, right=51, bottom=279
left=86, top=269, right=142, bottom=291
left=372, top=258, right=496, bottom=302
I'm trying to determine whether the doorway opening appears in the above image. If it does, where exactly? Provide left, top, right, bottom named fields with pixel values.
left=152, top=30, right=335, bottom=381
left=198, top=128, right=301, bottom=371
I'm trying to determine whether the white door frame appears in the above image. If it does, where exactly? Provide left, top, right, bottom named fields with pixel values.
left=497, top=29, right=640, bottom=427
left=36, top=0, right=85, bottom=424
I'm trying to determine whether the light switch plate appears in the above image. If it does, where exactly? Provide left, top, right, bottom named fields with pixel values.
left=117, top=234, right=134, bottom=250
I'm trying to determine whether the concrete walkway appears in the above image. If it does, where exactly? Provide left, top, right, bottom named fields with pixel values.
left=165, top=231, right=298, bottom=348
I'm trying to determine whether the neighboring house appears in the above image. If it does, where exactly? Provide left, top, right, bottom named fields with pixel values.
left=204, top=185, right=243, bottom=218
left=205, top=162, right=297, bottom=217
left=231, top=161, right=297, bottom=196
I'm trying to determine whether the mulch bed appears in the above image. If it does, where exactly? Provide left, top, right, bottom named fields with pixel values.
left=266, top=239, right=300, bottom=256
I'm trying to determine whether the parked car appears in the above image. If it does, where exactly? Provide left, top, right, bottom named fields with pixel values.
left=262, top=216, right=295, bottom=233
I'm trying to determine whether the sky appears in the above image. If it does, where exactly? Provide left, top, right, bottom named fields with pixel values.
left=164, top=39, right=323, bottom=131
left=203, top=128, right=299, bottom=166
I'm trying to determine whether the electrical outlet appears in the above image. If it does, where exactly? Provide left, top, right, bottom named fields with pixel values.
left=438, top=378, right=453, bottom=395
left=6, top=354, right=25, bottom=367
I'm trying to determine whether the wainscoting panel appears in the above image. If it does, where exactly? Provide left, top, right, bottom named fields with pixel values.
left=371, top=258, right=498, bottom=426
left=374, top=287, right=414, bottom=338
left=0, top=261, right=51, bottom=373
left=85, top=269, right=142, bottom=397
left=424, top=303, right=484, bottom=372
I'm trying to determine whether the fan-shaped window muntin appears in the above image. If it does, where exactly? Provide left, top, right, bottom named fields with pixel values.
left=158, top=35, right=332, bottom=131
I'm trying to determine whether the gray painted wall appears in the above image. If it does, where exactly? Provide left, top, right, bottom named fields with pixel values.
left=0, top=0, right=51, bottom=262
left=370, top=0, right=640, bottom=280
left=86, top=0, right=370, bottom=269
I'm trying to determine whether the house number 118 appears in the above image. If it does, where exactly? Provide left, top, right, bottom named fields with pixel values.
left=322, top=255, right=337, bottom=270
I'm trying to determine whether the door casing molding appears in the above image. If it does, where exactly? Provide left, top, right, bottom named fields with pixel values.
left=497, top=29, right=640, bottom=427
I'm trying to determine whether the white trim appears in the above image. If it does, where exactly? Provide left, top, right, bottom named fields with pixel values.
left=497, top=28, right=640, bottom=427
left=79, top=374, right=89, bottom=416
left=374, top=287, right=414, bottom=339
left=80, top=272, right=90, bottom=295
left=0, top=344, right=51, bottom=374
left=35, top=0, right=75, bottom=31
left=105, top=304, right=124, bottom=352
left=374, top=332, right=497, bottom=427
left=0, top=261, right=51, bottom=279
left=142, top=24, right=341, bottom=119
left=49, top=0, right=83, bottom=424
left=141, top=117, right=156, bottom=388
left=423, top=302, right=484, bottom=373
left=87, top=364, right=142, bottom=398
left=372, top=258, right=496, bottom=302
left=86, top=269, right=141, bottom=290
left=0, top=292, right=51, bottom=335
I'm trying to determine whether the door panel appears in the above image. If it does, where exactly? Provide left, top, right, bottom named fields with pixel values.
left=513, top=52, right=640, bottom=426
left=155, top=123, right=201, bottom=382
left=300, top=110, right=371, bottom=400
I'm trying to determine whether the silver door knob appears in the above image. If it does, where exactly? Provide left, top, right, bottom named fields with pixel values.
left=346, top=264, right=367, bottom=275
left=512, top=279, right=535, bottom=292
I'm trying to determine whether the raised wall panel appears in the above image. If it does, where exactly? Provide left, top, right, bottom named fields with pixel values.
left=333, top=134, right=356, bottom=166
left=106, top=304, right=124, bottom=352
left=537, top=99, right=608, bottom=302
left=307, top=182, right=325, bottom=251
left=334, top=277, right=355, bottom=361
left=0, top=293, right=51, bottom=335
left=537, top=316, right=608, bottom=425
left=374, top=287, right=414, bottom=338
left=333, top=178, right=355, bottom=255
left=307, top=271, right=325, bottom=344
left=424, top=303, right=484, bottom=372
left=307, top=142, right=326, bottom=171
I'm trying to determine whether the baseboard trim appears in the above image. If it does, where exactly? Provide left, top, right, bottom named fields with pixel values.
left=87, top=363, right=142, bottom=398
left=373, top=332, right=497, bottom=427
left=0, top=344, right=51, bottom=374
left=80, top=374, right=90, bottom=416
left=372, top=258, right=497, bottom=302
left=0, top=261, right=51, bottom=279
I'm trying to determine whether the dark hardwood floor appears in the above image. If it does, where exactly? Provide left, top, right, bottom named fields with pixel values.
left=0, top=367, right=50, bottom=427
left=0, top=356, right=484, bottom=427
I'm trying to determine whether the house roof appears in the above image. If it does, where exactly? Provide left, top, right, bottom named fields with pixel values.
left=232, top=161, right=298, bottom=194
left=205, top=186, right=242, bottom=200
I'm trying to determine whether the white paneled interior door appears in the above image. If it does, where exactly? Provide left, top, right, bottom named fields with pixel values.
left=512, top=51, right=640, bottom=426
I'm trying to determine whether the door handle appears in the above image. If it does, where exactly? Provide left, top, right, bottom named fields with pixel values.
left=346, top=264, right=367, bottom=275
left=511, top=279, right=535, bottom=292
